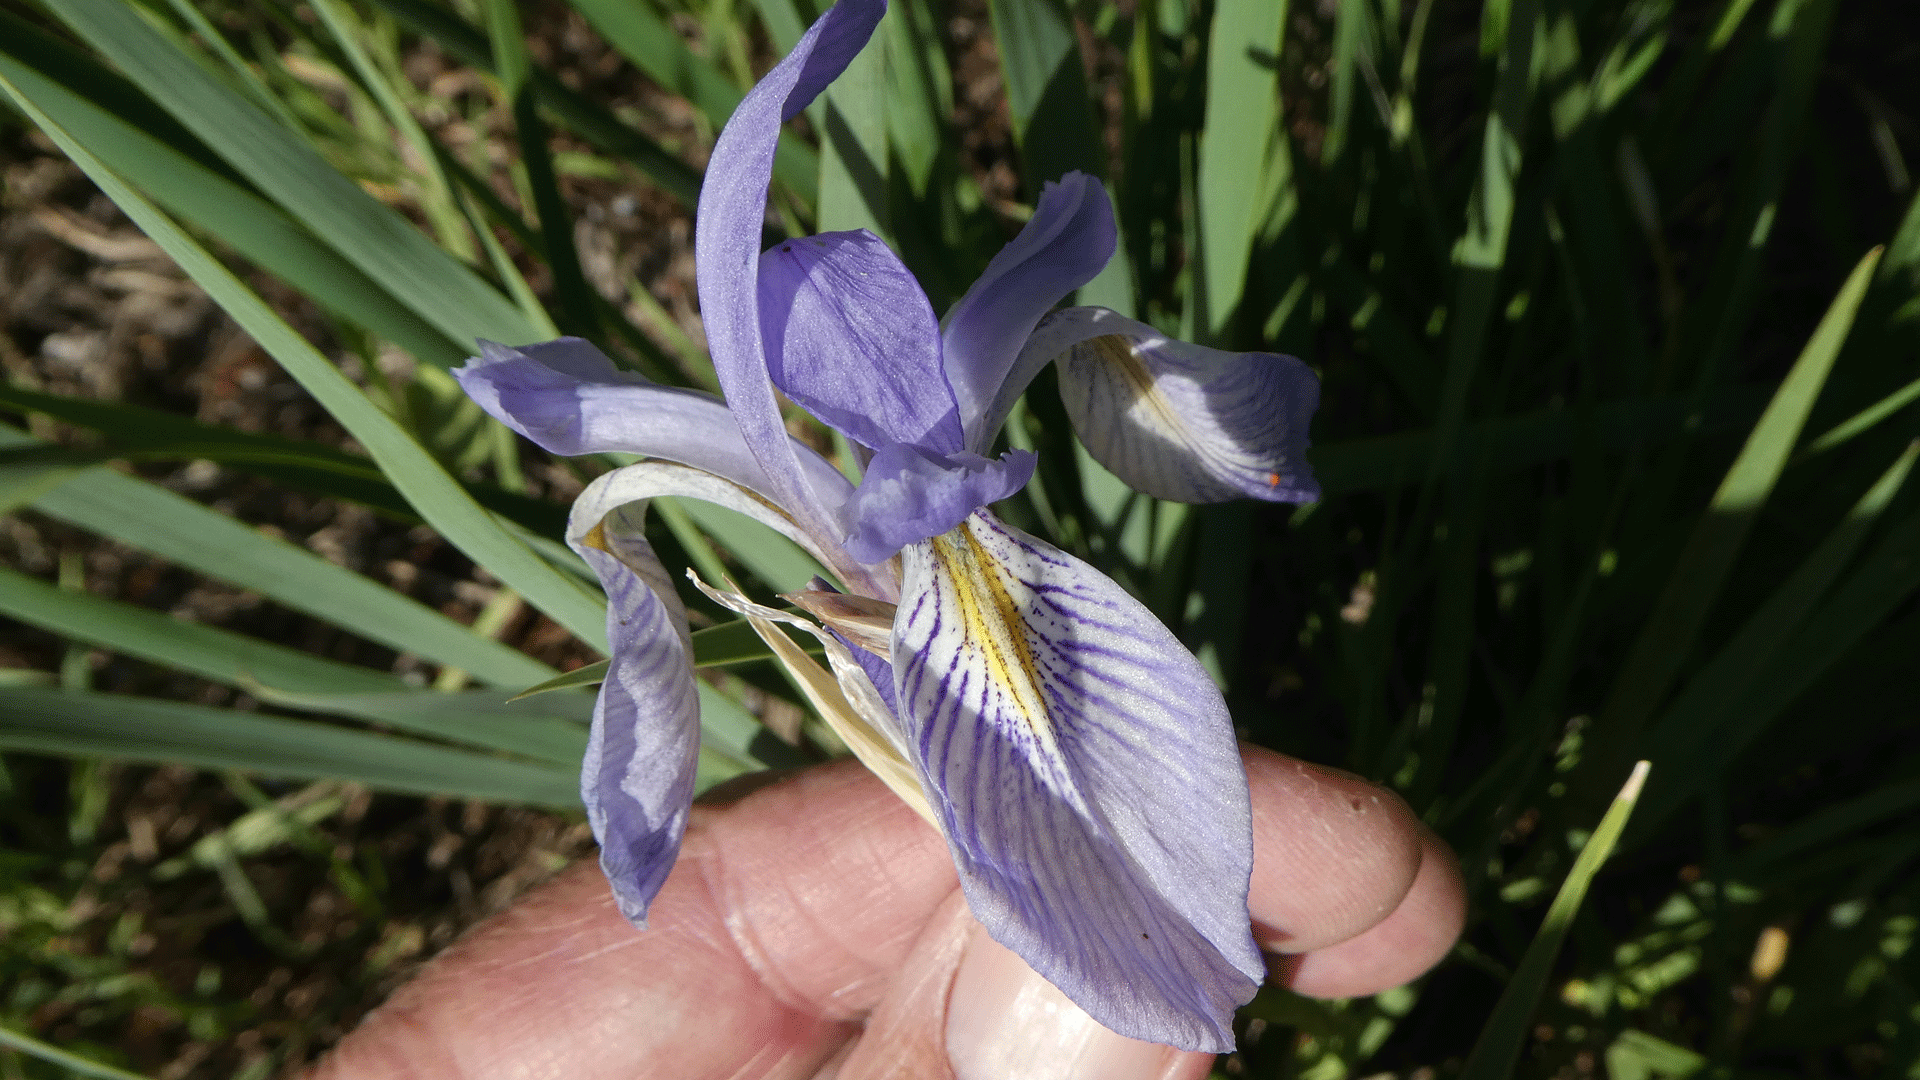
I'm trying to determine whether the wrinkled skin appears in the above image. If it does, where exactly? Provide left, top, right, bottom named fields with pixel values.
left=309, top=747, right=1464, bottom=1080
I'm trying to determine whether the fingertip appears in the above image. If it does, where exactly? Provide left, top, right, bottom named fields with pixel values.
left=1242, top=748, right=1426, bottom=954
left=1278, top=827, right=1465, bottom=998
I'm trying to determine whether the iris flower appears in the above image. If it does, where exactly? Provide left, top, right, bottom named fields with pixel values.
left=454, top=0, right=1318, bottom=1051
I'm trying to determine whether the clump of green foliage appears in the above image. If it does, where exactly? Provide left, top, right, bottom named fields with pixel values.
left=0, top=0, right=1916, bottom=1075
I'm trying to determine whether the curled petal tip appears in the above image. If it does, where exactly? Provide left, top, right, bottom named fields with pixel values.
left=570, top=510, right=702, bottom=928
left=1034, top=310, right=1321, bottom=504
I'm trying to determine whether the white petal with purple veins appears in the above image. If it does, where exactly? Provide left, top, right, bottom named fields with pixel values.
left=567, top=500, right=700, bottom=926
left=1023, top=308, right=1321, bottom=504
left=891, top=510, right=1263, bottom=1051
left=575, top=461, right=892, bottom=601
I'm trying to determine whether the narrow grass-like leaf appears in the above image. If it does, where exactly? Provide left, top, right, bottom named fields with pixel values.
left=368, top=0, right=702, bottom=204
left=1681, top=0, right=1842, bottom=393
left=0, top=23, right=467, bottom=368
left=508, top=619, right=828, bottom=702
left=0, top=687, right=579, bottom=806
left=243, top=686, right=589, bottom=766
left=1311, top=390, right=1768, bottom=495
left=2, top=80, right=611, bottom=651
left=691, top=618, right=825, bottom=667
left=308, top=0, right=474, bottom=260
left=1630, top=440, right=1918, bottom=834
left=1796, top=374, right=1920, bottom=460
left=1457, top=762, right=1652, bottom=1080
left=1581, top=246, right=1884, bottom=792
left=1319, top=0, right=1370, bottom=168
left=0, top=384, right=568, bottom=534
left=987, top=0, right=1133, bottom=315
left=0, top=566, right=400, bottom=695
left=1429, top=0, right=1540, bottom=476
left=0, top=1023, right=151, bottom=1080
left=485, top=0, right=595, bottom=338
left=883, top=0, right=949, bottom=198
left=1196, top=0, right=1286, bottom=337
left=42, top=0, right=539, bottom=350
left=509, top=659, right=611, bottom=701
left=566, top=0, right=818, bottom=203
left=1727, top=777, right=1920, bottom=880
left=1650, top=497, right=1920, bottom=809
left=0, top=446, right=83, bottom=516
left=817, top=2, right=889, bottom=238
left=4, top=429, right=555, bottom=688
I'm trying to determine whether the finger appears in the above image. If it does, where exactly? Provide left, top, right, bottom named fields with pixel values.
left=826, top=747, right=1444, bottom=1078
left=310, top=759, right=955, bottom=1080
left=834, top=893, right=1214, bottom=1080
left=1275, top=827, right=1466, bottom=998
left=1243, top=750, right=1427, bottom=953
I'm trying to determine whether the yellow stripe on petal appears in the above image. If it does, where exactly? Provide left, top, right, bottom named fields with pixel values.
left=927, top=519, right=1054, bottom=740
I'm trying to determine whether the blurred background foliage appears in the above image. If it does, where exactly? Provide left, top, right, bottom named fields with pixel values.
left=0, top=0, right=1915, bottom=1074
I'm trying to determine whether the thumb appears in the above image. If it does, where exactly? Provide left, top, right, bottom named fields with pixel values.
left=833, top=892, right=1212, bottom=1080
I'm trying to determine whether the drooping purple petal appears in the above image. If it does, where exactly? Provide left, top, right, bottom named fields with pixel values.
left=566, top=498, right=700, bottom=927
left=695, top=0, right=887, bottom=549
left=890, top=509, right=1263, bottom=1052
left=941, top=173, right=1117, bottom=451
left=455, top=339, right=853, bottom=511
left=1028, top=308, right=1321, bottom=504
left=837, top=443, right=1035, bottom=565
left=757, top=230, right=961, bottom=453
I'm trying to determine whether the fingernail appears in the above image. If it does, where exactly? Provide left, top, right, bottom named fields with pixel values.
left=943, top=930, right=1201, bottom=1080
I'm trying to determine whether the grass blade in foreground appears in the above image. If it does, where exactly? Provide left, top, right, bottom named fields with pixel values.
left=0, top=1022, right=151, bottom=1080
left=2, top=431, right=557, bottom=687
left=1580, top=245, right=1885, bottom=793
left=0, top=688, right=580, bottom=807
left=1458, top=761, right=1652, bottom=1080
left=0, top=73, right=611, bottom=652
left=40, top=0, right=540, bottom=349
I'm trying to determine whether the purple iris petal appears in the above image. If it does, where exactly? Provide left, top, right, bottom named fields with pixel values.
left=890, top=509, right=1263, bottom=1051
left=838, top=443, right=1036, bottom=564
left=454, top=338, right=855, bottom=511
left=569, top=503, right=701, bottom=925
left=695, top=0, right=888, bottom=550
left=941, top=173, right=1117, bottom=451
left=1031, top=308, right=1321, bottom=504
left=757, top=229, right=961, bottom=453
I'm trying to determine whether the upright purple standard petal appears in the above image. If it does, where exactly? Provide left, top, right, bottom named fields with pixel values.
left=836, top=443, right=1035, bottom=564
left=567, top=499, right=701, bottom=925
left=891, top=509, right=1263, bottom=1051
left=1027, top=308, right=1322, bottom=504
left=941, top=173, right=1117, bottom=450
left=758, top=230, right=961, bottom=453
left=695, top=0, right=888, bottom=548
left=455, top=339, right=853, bottom=509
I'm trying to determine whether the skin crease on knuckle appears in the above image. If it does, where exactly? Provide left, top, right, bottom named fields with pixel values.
left=306, top=750, right=1458, bottom=1079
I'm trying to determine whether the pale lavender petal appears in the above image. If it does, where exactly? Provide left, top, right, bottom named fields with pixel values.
left=891, top=509, right=1262, bottom=1051
left=837, top=444, right=1035, bottom=565
left=758, top=230, right=961, bottom=453
left=568, top=500, right=700, bottom=926
left=696, top=0, right=887, bottom=547
left=941, top=173, right=1117, bottom=451
left=454, top=338, right=856, bottom=514
left=1031, top=308, right=1321, bottom=504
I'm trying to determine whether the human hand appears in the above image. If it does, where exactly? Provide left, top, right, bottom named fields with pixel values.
left=310, top=746, right=1464, bottom=1080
